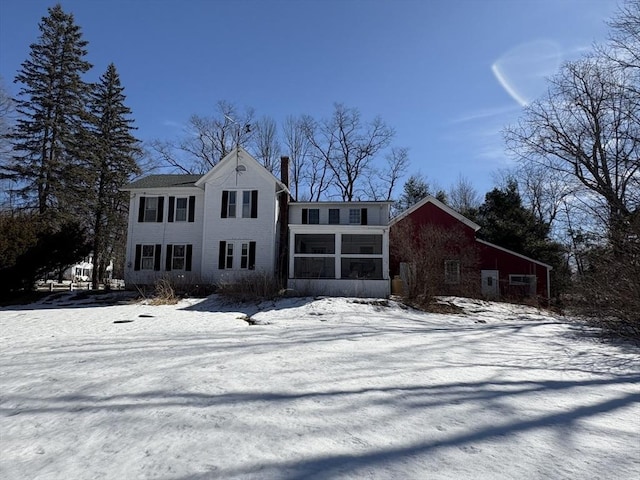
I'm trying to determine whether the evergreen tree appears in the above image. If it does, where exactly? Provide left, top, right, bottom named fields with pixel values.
left=85, top=63, right=141, bottom=289
left=395, top=174, right=430, bottom=213
left=4, top=4, right=91, bottom=219
left=476, top=181, right=550, bottom=256
left=476, top=181, right=569, bottom=298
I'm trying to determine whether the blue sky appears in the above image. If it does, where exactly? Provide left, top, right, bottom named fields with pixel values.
left=0, top=0, right=619, bottom=197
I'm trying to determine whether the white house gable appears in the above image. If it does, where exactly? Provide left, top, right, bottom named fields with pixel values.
left=198, top=147, right=286, bottom=282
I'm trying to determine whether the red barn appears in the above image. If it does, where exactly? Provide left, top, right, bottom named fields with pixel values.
left=389, top=196, right=552, bottom=301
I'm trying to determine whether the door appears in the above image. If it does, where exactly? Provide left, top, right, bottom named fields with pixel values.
left=481, top=270, right=499, bottom=298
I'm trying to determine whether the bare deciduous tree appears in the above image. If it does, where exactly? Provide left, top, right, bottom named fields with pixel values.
left=251, top=116, right=280, bottom=173
left=282, top=115, right=312, bottom=201
left=505, top=55, right=639, bottom=237
left=149, top=100, right=254, bottom=174
left=366, top=146, right=410, bottom=201
left=447, top=174, right=481, bottom=216
left=306, top=104, right=395, bottom=201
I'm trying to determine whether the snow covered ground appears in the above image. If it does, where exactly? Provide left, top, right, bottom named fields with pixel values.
left=1, top=293, right=638, bottom=480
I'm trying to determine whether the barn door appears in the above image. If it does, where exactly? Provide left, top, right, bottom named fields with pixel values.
left=481, top=270, right=499, bottom=298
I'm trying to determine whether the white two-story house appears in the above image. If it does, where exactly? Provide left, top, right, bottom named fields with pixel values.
left=122, top=147, right=391, bottom=297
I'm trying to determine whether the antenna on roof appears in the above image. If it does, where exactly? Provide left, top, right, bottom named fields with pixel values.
left=224, top=115, right=250, bottom=185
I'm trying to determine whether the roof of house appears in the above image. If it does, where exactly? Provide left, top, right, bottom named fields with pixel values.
left=194, top=146, right=289, bottom=193
left=122, top=174, right=203, bottom=190
left=291, top=201, right=393, bottom=206
left=389, top=195, right=481, bottom=231
left=476, top=238, right=553, bottom=269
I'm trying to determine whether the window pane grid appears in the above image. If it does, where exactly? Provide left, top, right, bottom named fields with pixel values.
left=175, top=198, right=187, bottom=222
left=144, top=197, right=158, bottom=222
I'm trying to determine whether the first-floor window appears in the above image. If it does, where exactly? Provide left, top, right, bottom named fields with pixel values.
left=240, top=243, right=249, bottom=269
left=509, top=274, right=536, bottom=295
left=341, top=258, right=383, bottom=279
left=172, top=245, right=186, bottom=270
left=165, top=244, right=192, bottom=271
left=226, top=243, right=234, bottom=269
left=141, top=245, right=155, bottom=270
left=134, top=244, right=161, bottom=271
left=294, top=257, right=335, bottom=278
left=219, top=240, right=256, bottom=270
left=444, top=260, right=460, bottom=284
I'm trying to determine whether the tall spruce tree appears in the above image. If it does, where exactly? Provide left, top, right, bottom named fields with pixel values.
left=5, top=4, right=91, bottom=219
left=86, top=64, right=141, bottom=289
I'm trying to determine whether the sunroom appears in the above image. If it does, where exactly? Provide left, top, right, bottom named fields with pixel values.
left=287, top=225, right=390, bottom=297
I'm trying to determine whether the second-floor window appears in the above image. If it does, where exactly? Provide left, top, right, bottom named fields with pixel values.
left=168, top=196, right=195, bottom=222
left=328, top=209, right=340, bottom=224
left=302, top=208, right=320, bottom=224
left=221, top=190, right=258, bottom=218
left=138, top=196, right=164, bottom=223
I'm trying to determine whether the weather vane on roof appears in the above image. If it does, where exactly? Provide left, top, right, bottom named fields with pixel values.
left=224, top=115, right=251, bottom=185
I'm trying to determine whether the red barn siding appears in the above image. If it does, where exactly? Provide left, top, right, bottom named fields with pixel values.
left=477, top=241, right=550, bottom=300
left=389, top=197, right=552, bottom=301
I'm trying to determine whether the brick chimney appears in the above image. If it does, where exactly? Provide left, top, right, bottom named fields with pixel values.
left=277, top=156, right=290, bottom=285
left=280, top=155, right=289, bottom=188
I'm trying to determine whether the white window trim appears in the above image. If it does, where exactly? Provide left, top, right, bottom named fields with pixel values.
left=348, top=208, right=361, bottom=224
left=172, top=244, right=187, bottom=270
left=227, top=191, right=237, bottom=218
left=174, top=197, right=188, bottom=222
left=144, top=197, right=159, bottom=222
left=141, top=244, right=156, bottom=270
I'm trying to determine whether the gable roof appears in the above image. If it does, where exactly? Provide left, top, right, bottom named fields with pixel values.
left=122, top=174, right=202, bottom=190
left=389, top=195, right=481, bottom=231
left=195, top=146, right=289, bottom=192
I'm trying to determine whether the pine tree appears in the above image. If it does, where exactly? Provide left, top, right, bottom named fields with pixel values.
left=476, top=181, right=550, bottom=256
left=85, top=63, right=141, bottom=289
left=396, top=174, right=430, bottom=212
left=5, top=4, right=91, bottom=219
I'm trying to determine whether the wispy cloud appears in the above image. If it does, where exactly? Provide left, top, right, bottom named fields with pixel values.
left=449, top=104, right=520, bottom=124
left=162, top=120, right=184, bottom=129
left=491, top=39, right=563, bottom=106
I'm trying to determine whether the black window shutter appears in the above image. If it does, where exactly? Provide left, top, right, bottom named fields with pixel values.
left=157, top=197, right=164, bottom=223
left=302, top=208, right=308, bottom=224
left=221, top=191, right=228, bottom=218
left=186, top=245, right=193, bottom=271
left=138, top=197, right=146, bottom=222
left=218, top=241, right=226, bottom=269
left=134, top=244, right=141, bottom=271
left=249, top=241, right=256, bottom=270
left=165, top=244, right=173, bottom=271
left=251, top=190, right=258, bottom=218
left=188, top=196, right=195, bottom=222
left=361, top=208, right=368, bottom=225
left=154, top=244, right=162, bottom=270
left=168, top=197, right=175, bottom=223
